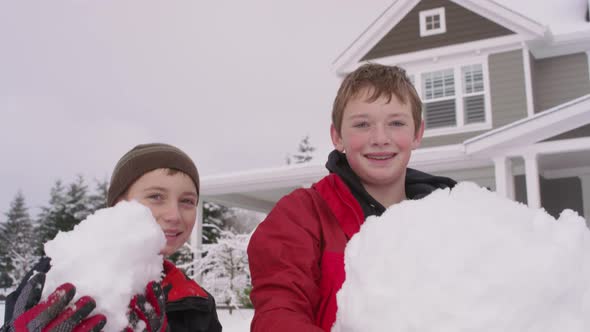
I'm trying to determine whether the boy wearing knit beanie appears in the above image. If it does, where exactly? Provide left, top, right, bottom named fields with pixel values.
left=107, top=143, right=222, bottom=331
left=2, top=143, right=222, bottom=332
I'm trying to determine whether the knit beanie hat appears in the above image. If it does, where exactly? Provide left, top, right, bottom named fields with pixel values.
left=107, top=143, right=199, bottom=207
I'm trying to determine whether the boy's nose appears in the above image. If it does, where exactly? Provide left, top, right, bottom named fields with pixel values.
left=370, top=125, right=391, bottom=145
left=161, top=203, right=182, bottom=223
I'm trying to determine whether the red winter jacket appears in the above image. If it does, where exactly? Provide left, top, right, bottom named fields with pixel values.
left=248, top=150, right=456, bottom=332
left=248, top=173, right=364, bottom=331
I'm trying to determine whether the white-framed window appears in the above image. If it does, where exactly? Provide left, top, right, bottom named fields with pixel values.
left=461, top=64, right=485, bottom=124
left=419, top=7, right=446, bottom=37
left=407, top=60, right=491, bottom=136
left=422, top=69, right=456, bottom=128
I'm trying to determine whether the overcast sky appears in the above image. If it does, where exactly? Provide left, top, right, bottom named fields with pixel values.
left=0, top=0, right=393, bottom=214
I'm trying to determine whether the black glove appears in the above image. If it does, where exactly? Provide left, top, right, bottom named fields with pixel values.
left=0, top=272, right=106, bottom=332
left=123, top=281, right=169, bottom=332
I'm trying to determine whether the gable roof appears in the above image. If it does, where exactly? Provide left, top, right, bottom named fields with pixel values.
left=333, top=0, right=589, bottom=75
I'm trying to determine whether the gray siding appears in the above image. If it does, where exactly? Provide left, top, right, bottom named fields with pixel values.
left=421, top=50, right=528, bottom=148
left=363, top=0, right=514, bottom=60
left=488, top=50, right=528, bottom=127
left=532, top=53, right=590, bottom=113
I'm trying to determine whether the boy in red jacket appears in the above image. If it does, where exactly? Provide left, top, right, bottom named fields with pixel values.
left=248, top=64, right=456, bottom=331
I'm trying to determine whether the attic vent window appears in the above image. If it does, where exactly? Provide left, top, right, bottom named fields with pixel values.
left=419, top=7, right=446, bottom=37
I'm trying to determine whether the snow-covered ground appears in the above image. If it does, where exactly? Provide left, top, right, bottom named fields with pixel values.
left=0, top=303, right=251, bottom=331
left=218, top=308, right=254, bottom=331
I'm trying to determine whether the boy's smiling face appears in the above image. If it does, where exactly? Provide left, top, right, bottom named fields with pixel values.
left=331, top=88, right=424, bottom=196
left=123, top=168, right=198, bottom=256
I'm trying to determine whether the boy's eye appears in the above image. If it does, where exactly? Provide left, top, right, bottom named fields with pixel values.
left=181, top=198, right=197, bottom=206
left=147, top=193, right=164, bottom=201
left=389, top=121, right=406, bottom=127
left=353, top=121, right=370, bottom=128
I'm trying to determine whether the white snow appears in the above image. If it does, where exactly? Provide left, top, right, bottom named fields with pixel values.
left=42, top=201, right=166, bottom=332
left=217, top=308, right=254, bottom=331
left=334, top=182, right=590, bottom=332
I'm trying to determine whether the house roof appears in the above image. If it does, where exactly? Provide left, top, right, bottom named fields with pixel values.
left=332, top=0, right=590, bottom=74
left=199, top=1, right=590, bottom=213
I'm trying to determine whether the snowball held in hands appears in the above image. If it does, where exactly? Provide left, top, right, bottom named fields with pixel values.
left=43, top=201, right=165, bottom=332
left=333, top=182, right=590, bottom=332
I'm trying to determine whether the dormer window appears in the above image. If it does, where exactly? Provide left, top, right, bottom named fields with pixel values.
left=419, top=7, right=446, bottom=37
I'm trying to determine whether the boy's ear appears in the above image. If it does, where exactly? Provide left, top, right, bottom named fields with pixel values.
left=330, top=124, right=344, bottom=152
left=411, top=120, right=425, bottom=150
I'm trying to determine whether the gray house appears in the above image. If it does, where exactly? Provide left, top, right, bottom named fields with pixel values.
left=195, top=0, right=590, bottom=246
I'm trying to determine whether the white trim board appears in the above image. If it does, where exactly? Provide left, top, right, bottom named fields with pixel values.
left=501, top=136, right=590, bottom=158
left=201, top=163, right=327, bottom=196
left=464, top=94, right=590, bottom=155
left=419, top=7, right=447, bottom=37
left=522, top=46, right=535, bottom=117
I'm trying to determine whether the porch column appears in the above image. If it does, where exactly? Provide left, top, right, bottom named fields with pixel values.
left=493, top=156, right=515, bottom=200
left=524, top=153, right=542, bottom=209
left=190, top=199, right=204, bottom=281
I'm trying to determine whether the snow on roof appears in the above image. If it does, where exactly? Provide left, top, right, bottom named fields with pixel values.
left=492, top=0, right=589, bottom=35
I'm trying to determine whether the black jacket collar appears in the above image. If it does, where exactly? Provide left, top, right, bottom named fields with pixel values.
left=325, top=150, right=456, bottom=218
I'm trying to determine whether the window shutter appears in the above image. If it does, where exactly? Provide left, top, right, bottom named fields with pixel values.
left=424, top=99, right=456, bottom=129
left=464, top=95, right=485, bottom=124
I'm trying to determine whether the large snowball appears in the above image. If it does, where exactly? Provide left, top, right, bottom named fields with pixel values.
left=333, top=182, right=590, bottom=332
left=43, top=200, right=166, bottom=332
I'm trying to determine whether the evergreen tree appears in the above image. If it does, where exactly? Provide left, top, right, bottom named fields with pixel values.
left=36, top=176, right=92, bottom=255
left=0, top=216, right=11, bottom=288
left=286, top=135, right=315, bottom=164
left=202, top=201, right=234, bottom=244
left=169, top=243, right=195, bottom=277
left=88, top=177, right=109, bottom=212
left=0, top=192, right=37, bottom=284
left=62, top=175, right=91, bottom=228
left=0, top=271, right=12, bottom=293
left=36, top=180, right=67, bottom=255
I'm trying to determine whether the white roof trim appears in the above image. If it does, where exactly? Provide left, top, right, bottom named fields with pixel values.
left=333, top=0, right=547, bottom=75
left=464, top=94, right=590, bottom=155
left=332, top=0, right=421, bottom=75
left=528, top=29, right=590, bottom=58
left=458, top=0, right=547, bottom=36
left=201, top=162, right=327, bottom=196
